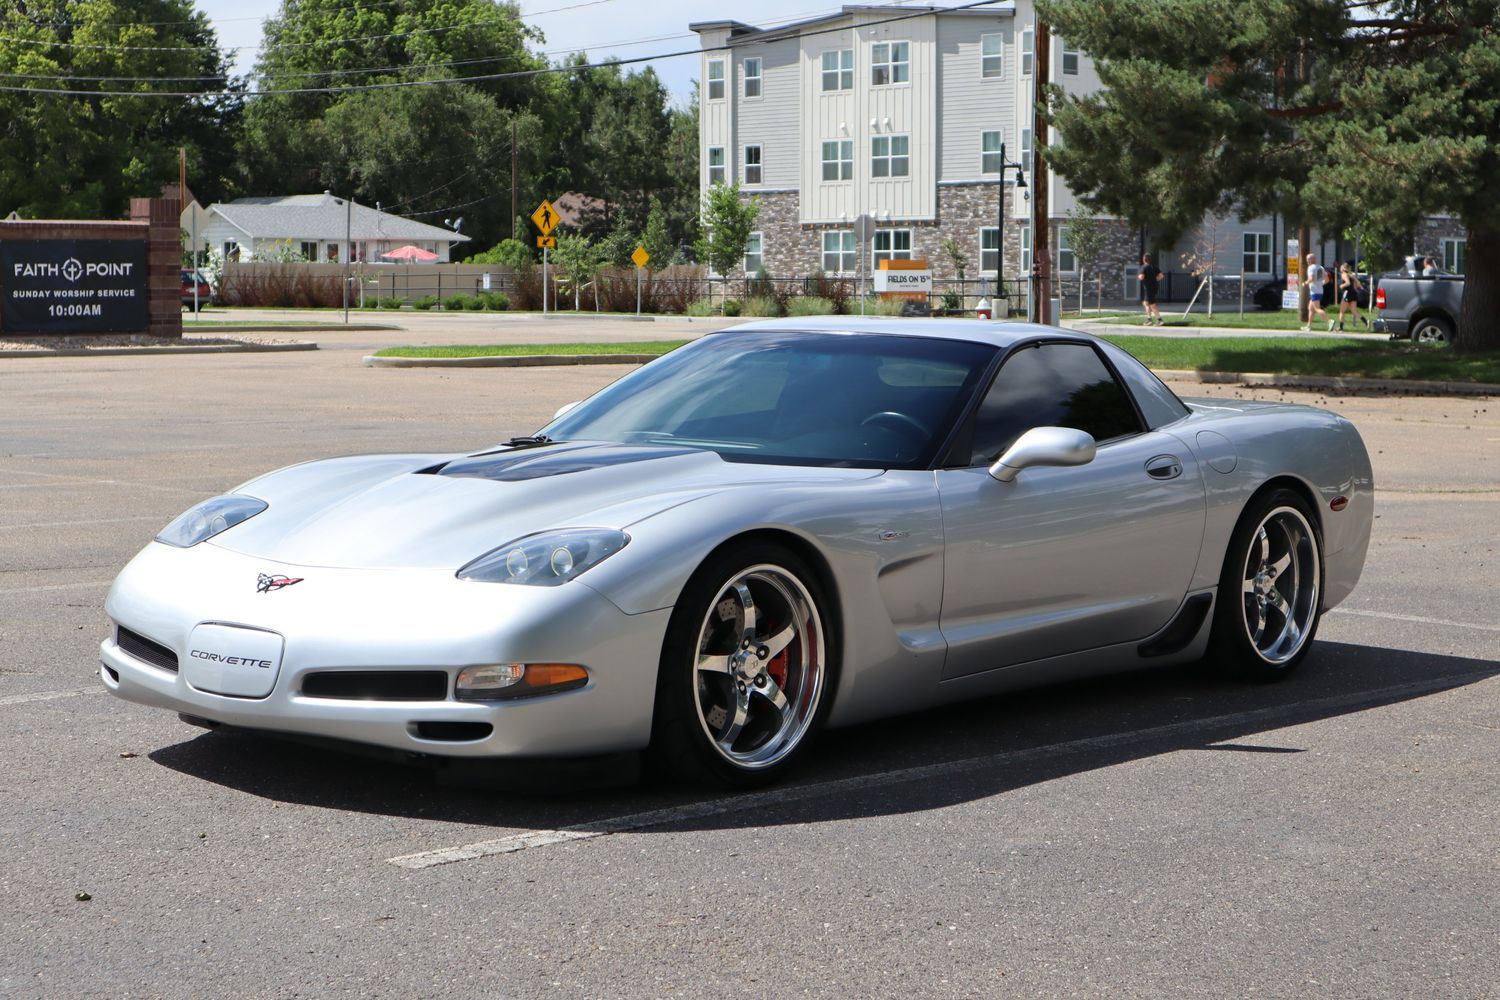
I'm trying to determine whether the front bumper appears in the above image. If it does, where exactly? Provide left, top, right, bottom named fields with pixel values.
left=101, top=541, right=671, bottom=758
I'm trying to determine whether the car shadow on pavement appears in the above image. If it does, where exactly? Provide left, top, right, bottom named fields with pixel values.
left=148, top=641, right=1498, bottom=833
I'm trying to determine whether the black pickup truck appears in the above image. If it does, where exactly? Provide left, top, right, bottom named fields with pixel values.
left=1373, top=257, right=1464, bottom=344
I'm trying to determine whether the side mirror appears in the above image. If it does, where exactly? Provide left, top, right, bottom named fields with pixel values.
left=552, top=400, right=580, bottom=420
left=988, top=426, right=1096, bottom=482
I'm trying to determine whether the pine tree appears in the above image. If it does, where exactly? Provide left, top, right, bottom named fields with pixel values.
left=1039, top=0, right=1500, bottom=352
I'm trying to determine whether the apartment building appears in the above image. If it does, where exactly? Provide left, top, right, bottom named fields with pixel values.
left=691, top=4, right=1467, bottom=304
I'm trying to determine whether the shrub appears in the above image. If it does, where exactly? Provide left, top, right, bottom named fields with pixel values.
left=941, top=289, right=965, bottom=313
left=412, top=296, right=438, bottom=311
left=808, top=270, right=854, bottom=314
left=511, top=261, right=544, bottom=310
left=481, top=291, right=510, bottom=311
left=378, top=297, right=403, bottom=310
left=722, top=299, right=742, bottom=317
left=463, top=295, right=486, bottom=311
left=443, top=294, right=467, bottom=311
left=217, top=263, right=342, bottom=308
left=685, top=298, right=714, bottom=317
left=743, top=296, right=781, bottom=317
left=787, top=296, right=835, bottom=316
left=359, top=300, right=379, bottom=310
left=860, top=296, right=906, bottom=316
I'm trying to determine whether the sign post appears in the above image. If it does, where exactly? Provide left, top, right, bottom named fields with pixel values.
left=631, top=244, right=650, bottom=316
left=854, top=214, right=874, bottom=316
left=532, top=200, right=559, bottom=317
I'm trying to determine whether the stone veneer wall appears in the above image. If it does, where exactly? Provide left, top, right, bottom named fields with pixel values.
left=1412, top=217, right=1467, bottom=262
left=743, top=184, right=1140, bottom=309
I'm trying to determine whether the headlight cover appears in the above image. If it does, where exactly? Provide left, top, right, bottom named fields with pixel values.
left=458, top=528, right=629, bottom=586
left=156, top=495, right=268, bottom=548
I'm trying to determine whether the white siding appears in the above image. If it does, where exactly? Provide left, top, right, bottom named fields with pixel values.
left=700, top=31, right=735, bottom=200
left=737, top=38, right=800, bottom=189
left=936, top=14, right=1016, bottom=183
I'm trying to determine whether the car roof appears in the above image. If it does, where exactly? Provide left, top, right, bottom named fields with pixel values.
left=717, top=316, right=1092, bottom=350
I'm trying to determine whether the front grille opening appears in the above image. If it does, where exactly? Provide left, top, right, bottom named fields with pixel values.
left=302, top=671, right=449, bottom=702
left=413, top=721, right=493, bottom=742
left=116, top=626, right=179, bottom=672
left=102, top=664, right=120, bottom=683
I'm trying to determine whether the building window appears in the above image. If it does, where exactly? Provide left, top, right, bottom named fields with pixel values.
left=223, top=241, right=240, bottom=262
left=743, top=145, right=762, bottom=185
left=326, top=242, right=339, bottom=263
left=743, top=57, right=762, bottom=98
left=1020, top=125, right=1032, bottom=164
left=744, top=232, right=763, bottom=274
left=1442, top=237, right=1467, bottom=273
left=299, top=241, right=317, bottom=261
left=1020, top=225, right=1031, bottom=270
left=707, top=59, right=725, bottom=100
left=873, top=229, right=912, bottom=265
left=1061, top=40, right=1080, bottom=76
left=1243, top=232, right=1272, bottom=275
left=1021, top=27, right=1033, bottom=75
left=871, top=41, right=910, bottom=85
left=821, top=49, right=853, bottom=91
left=980, top=33, right=1003, bottom=78
left=980, top=228, right=1000, bottom=274
left=823, top=231, right=856, bottom=273
left=981, top=131, right=1003, bottom=174
left=871, top=134, right=910, bottom=178
left=821, top=139, right=853, bottom=181
left=708, top=146, right=726, bottom=185
left=1058, top=227, right=1076, bottom=273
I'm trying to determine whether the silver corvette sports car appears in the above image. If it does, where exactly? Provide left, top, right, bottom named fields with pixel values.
left=102, top=318, right=1373, bottom=786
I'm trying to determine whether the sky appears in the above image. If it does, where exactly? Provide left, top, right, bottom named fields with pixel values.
left=194, top=0, right=900, bottom=103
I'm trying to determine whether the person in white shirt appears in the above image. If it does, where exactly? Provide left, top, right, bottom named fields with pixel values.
left=1301, top=253, right=1332, bottom=332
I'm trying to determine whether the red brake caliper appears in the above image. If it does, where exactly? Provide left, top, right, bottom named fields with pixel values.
left=767, top=649, right=790, bottom=689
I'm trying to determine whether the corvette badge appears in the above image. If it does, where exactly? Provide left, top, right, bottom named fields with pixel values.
left=256, top=573, right=304, bottom=593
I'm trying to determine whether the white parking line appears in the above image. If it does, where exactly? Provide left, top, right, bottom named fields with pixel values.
left=0, top=580, right=112, bottom=596
left=0, top=686, right=100, bottom=707
left=386, top=670, right=1496, bottom=871
left=1329, top=607, right=1500, bottom=633
left=0, top=515, right=160, bottom=531
left=0, top=466, right=206, bottom=496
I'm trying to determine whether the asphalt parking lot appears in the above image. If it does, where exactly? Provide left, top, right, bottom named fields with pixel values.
left=2, top=323, right=1497, bottom=998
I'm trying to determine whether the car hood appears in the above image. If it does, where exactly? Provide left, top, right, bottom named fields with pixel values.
left=209, top=441, right=880, bottom=570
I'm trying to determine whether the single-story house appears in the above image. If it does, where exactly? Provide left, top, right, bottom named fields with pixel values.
left=186, top=192, right=470, bottom=264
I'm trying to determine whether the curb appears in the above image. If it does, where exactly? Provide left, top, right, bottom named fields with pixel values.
left=188, top=323, right=395, bottom=333
left=363, top=353, right=660, bottom=368
left=1154, top=368, right=1500, bottom=397
left=1, top=341, right=318, bottom=359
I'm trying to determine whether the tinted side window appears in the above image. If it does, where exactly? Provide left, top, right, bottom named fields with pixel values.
left=967, top=343, right=1142, bottom=465
left=1097, top=341, right=1190, bottom=429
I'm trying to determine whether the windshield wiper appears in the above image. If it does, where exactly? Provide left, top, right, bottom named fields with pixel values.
left=505, top=435, right=556, bottom=447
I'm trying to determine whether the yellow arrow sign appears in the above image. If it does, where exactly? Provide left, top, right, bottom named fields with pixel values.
left=531, top=199, right=559, bottom=235
left=631, top=244, right=650, bottom=268
left=536, top=235, right=556, bottom=249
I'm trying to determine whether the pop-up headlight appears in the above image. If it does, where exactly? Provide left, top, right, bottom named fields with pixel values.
left=457, top=528, right=628, bottom=586
left=155, top=495, right=268, bottom=548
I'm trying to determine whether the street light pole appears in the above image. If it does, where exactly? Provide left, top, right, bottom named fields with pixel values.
left=996, top=142, right=1026, bottom=318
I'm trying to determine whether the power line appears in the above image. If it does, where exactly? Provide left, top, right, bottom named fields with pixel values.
left=0, top=1, right=1006, bottom=98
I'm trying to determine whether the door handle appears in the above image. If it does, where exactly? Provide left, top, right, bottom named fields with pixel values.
left=1145, top=455, right=1183, bottom=480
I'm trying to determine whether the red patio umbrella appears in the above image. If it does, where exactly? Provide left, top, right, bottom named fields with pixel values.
left=381, top=244, right=440, bottom=262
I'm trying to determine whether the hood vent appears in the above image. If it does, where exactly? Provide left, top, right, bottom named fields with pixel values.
left=431, top=443, right=703, bottom=483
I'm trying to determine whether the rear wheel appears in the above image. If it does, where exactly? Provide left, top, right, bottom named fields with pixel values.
left=1208, top=489, right=1323, bottom=680
left=650, top=542, right=834, bottom=787
left=1411, top=316, right=1453, bottom=345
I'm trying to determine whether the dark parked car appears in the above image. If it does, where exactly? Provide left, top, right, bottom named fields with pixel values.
left=181, top=269, right=213, bottom=311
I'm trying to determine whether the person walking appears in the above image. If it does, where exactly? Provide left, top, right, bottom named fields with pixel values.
left=1138, top=253, right=1163, bottom=326
left=1301, top=253, right=1332, bottom=332
left=1335, top=262, right=1368, bottom=331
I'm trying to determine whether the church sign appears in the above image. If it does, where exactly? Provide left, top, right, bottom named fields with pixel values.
left=2, top=238, right=149, bottom=335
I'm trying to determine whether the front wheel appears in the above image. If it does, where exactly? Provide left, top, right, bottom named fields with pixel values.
left=650, top=542, right=834, bottom=787
left=1208, top=489, right=1324, bottom=680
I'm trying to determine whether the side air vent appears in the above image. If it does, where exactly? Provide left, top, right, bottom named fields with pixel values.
left=117, top=626, right=179, bottom=672
left=412, top=721, right=493, bottom=742
left=301, top=671, right=449, bottom=701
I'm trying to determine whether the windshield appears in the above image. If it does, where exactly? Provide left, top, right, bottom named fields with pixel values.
left=541, top=330, right=996, bottom=469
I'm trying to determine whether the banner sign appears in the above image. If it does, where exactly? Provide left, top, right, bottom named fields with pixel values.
left=2, top=239, right=149, bottom=334
left=873, top=263, right=932, bottom=299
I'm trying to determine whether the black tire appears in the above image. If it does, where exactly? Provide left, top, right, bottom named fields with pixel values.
left=649, top=541, right=836, bottom=788
left=1207, top=488, right=1324, bottom=681
left=1411, top=316, right=1453, bottom=345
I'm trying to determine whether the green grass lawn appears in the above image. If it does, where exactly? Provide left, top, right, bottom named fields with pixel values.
left=1102, top=335, right=1500, bottom=383
left=373, top=340, right=690, bottom=358
left=374, top=336, right=1500, bottom=384
left=1078, top=309, right=1373, bottom=332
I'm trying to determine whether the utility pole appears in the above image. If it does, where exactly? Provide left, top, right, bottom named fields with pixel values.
left=511, top=119, right=519, bottom=240
left=343, top=195, right=351, bottom=324
left=1296, top=42, right=1311, bottom=325
left=1031, top=17, right=1052, bottom=325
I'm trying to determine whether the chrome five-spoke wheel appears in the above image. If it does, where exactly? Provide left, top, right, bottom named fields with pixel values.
left=653, top=543, right=833, bottom=786
left=693, top=565, right=825, bottom=770
left=1210, top=489, right=1324, bottom=679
